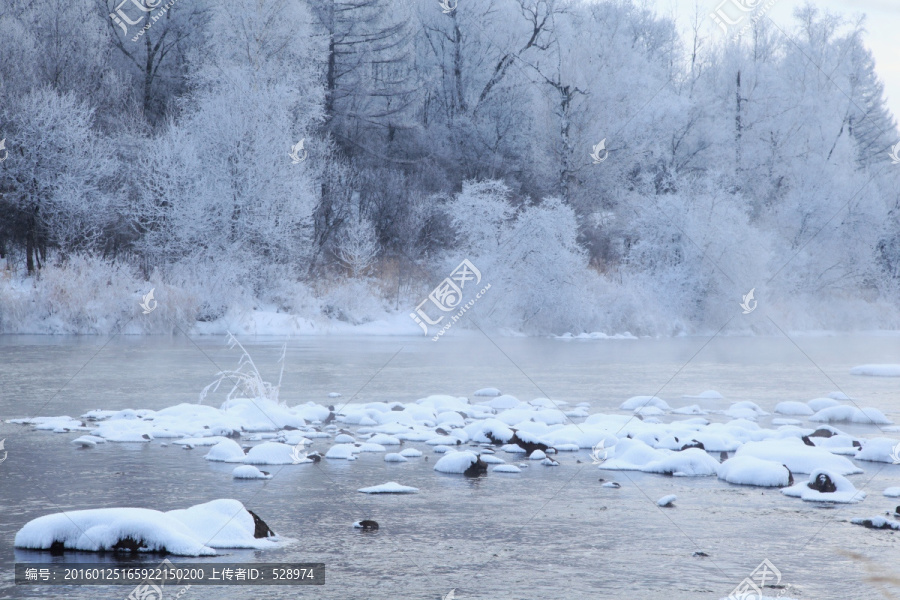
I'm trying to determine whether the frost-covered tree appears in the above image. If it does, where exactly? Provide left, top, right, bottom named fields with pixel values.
left=0, top=89, right=117, bottom=273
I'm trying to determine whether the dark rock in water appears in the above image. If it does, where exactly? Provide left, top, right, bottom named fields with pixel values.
left=508, top=431, right=550, bottom=455
left=810, top=428, right=834, bottom=438
left=226, top=429, right=242, bottom=439
left=247, top=509, right=275, bottom=539
left=484, top=430, right=507, bottom=446
left=323, top=406, right=336, bottom=425
left=853, top=518, right=900, bottom=530
left=801, top=435, right=815, bottom=447
left=679, top=440, right=705, bottom=451
left=674, top=437, right=679, bottom=443
left=576, top=459, right=582, bottom=464
left=435, top=427, right=450, bottom=436
left=260, top=470, right=270, bottom=476
left=784, top=465, right=794, bottom=486
left=141, top=434, right=151, bottom=440
left=424, top=456, right=428, bottom=461
left=390, top=405, right=404, bottom=411
left=463, top=457, right=489, bottom=477
left=692, top=551, right=709, bottom=557
left=307, top=452, right=322, bottom=463
left=719, top=452, right=729, bottom=462
left=355, top=520, right=379, bottom=531
left=283, top=425, right=298, bottom=431
left=808, top=472, right=837, bottom=494
left=49, top=540, right=66, bottom=555
left=852, top=440, right=862, bottom=450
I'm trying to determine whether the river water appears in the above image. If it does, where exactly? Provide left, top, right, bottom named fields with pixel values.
left=1, top=333, right=899, bottom=600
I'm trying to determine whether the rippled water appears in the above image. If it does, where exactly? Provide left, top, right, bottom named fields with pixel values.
left=1, top=333, right=900, bottom=599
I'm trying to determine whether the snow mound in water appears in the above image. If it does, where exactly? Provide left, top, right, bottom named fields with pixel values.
left=493, top=465, right=521, bottom=473
left=854, top=438, right=900, bottom=463
left=717, top=456, right=792, bottom=487
left=204, top=439, right=246, bottom=462
left=357, top=481, right=418, bottom=494
left=399, top=448, right=422, bottom=457
left=619, top=396, right=670, bottom=411
left=242, top=442, right=297, bottom=465
left=433, top=451, right=479, bottom=474
left=232, top=465, right=271, bottom=479
left=810, top=406, right=892, bottom=425
left=657, top=494, right=676, bottom=507
left=851, top=364, right=900, bottom=377
left=883, top=487, right=900, bottom=497
left=14, top=499, right=285, bottom=556
left=782, top=470, right=866, bottom=503
left=735, top=439, right=862, bottom=475
left=682, top=390, right=723, bottom=399
left=642, top=448, right=719, bottom=476
left=807, top=397, right=841, bottom=412
left=325, top=444, right=357, bottom=459
left=774, top=401, right=814, bottom=416
left=474, top=388, right=502, bottom=397
left=384, top=453, right=407, bottom=462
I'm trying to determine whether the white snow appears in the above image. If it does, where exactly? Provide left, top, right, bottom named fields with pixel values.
left=334, top=434, right=355, bottom=443
left=682, top=390, right=723, bottom=399
left=774, top=401, right=815, bottom=416
left=204, top=439, right=246, bottom=463
left=433, top=451, right=479, bottom=474
left=357, top=481, right=418, bottom=494
left=480, top=454, right=505, bottom=464
left=642, top=448, right=719, bottom=477
left=657, top=494, right=676, bottom=507
left=809, top=405, right=892, bottom=425
left=851, top=516, right=900, bottom=530
left=850, top=364, right=900, bottom=377
left=781, top=470, right=866, bottom=503
left=232, top=465, right=271, bottom=479
left=14, top=499, right=285, bottom=556
left=242, top=442, right=298, bottom=465
left=734, top=439, right=862, bottom=475
left=853, top=438, right=900, bottom=463
left=367, top=433, right=401, bottom=445
left=717, top=456, right=792, bottom=487
left=474, top=388, right=502, bottom=397
left=384, top=453, right=408, bottom=462
left=529, top=450, right=547, bottom=460
left=357, top=442, right=387, bottom=452
left=807, top=398, right=841, bottom=411
left=399, top=448, right=423, bottom=457
left=883, top=487, right=900, bottom=497
left=619, top=396, right=670, bottom=411
left=493, top=465, right=521, bottom=473
left=325, top=444, right=357, bottom=459
left=71, top=435, right=106, bottom=447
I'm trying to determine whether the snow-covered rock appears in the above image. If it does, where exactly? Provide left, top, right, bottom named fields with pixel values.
left=433, top=451, right=480, bottom=474
left=642, top=448, right=719, bottom=477
left=232, top=465, right=271, bottom=479
left=325, top=444, right=357, bottom=459
left=734, top=439, right=863, bottom=475
left=657, top=495, right=676, bottom=507
left=14, top=499, right=284, bottom=556
left=810, top=406, right=892, bottom=425
left=717, top=456, right=792, bottom=487
left=357, top=481, right=418, bottom=494
left=782, top=470, right=866, bottom=503
left=774, top=401, right=815, bottom=416
left=619, top=396, right=670, bottom=411
left=493, top=465, right=521, bottom=473
left=384, top=453, right=408, bottom=462
left=204, top=439, right=246, bottom=463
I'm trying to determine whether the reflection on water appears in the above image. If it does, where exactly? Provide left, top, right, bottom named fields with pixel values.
left=1, top=334, right=899, bottom=599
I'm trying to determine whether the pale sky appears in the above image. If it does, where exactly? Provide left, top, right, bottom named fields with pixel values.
left=652, top=0, right=900, bottom=127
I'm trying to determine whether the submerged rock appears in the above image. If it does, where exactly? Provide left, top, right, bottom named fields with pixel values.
left=354, top=520, right=379, bottom=531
